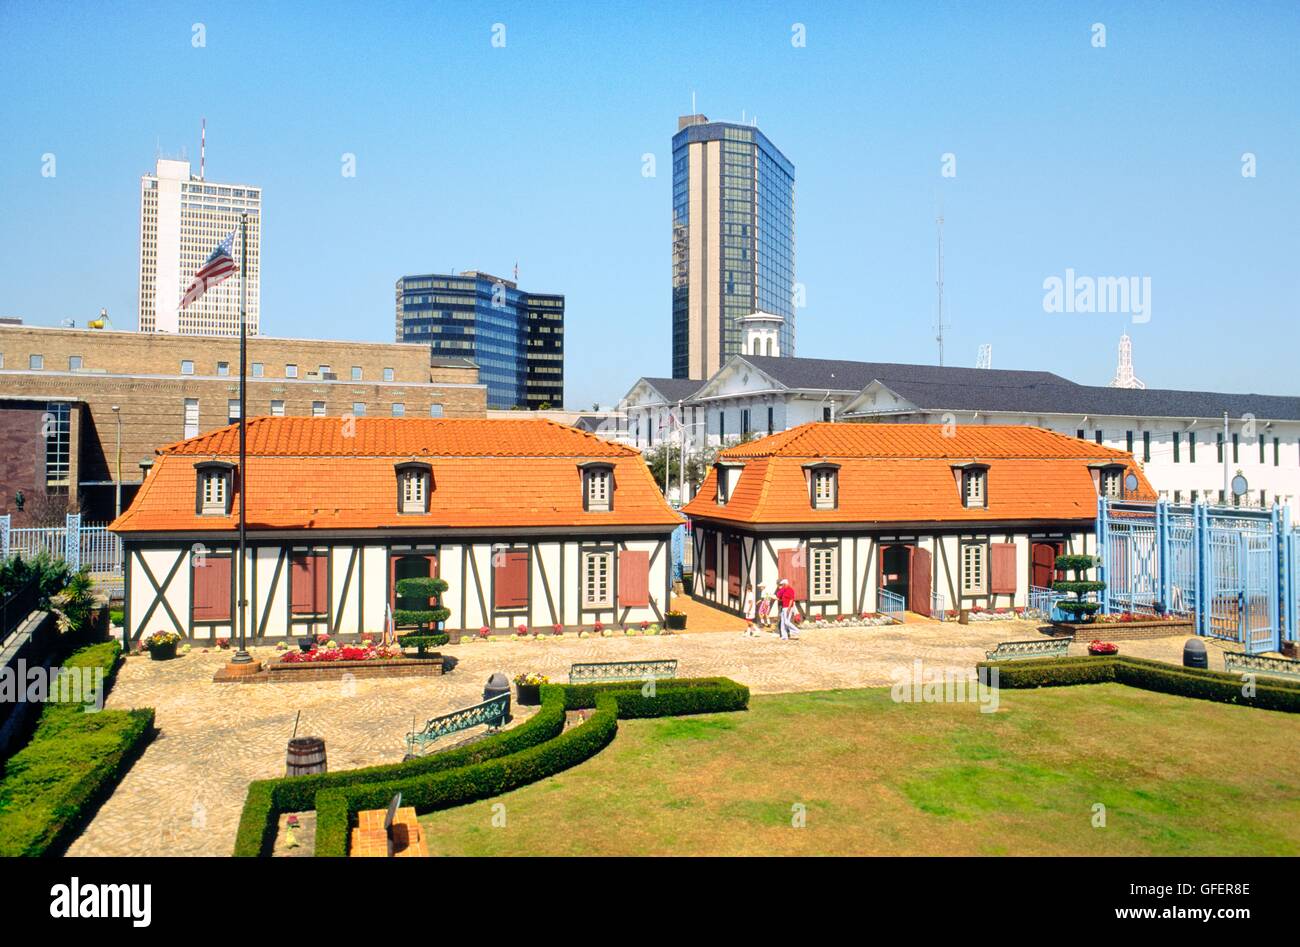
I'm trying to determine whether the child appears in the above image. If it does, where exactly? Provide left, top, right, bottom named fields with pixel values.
left=741, top=582, right=759, bottom=636
left=755, top=583, right=772, bottom=630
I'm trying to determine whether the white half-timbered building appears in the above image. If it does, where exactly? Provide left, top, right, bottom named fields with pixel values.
left=682, top=423, right=1154, bottom=619
left=111, top=417, right=682, bottom=642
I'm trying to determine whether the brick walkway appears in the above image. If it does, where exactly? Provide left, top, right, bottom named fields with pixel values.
left=65, top=620, right=1232, bottom=857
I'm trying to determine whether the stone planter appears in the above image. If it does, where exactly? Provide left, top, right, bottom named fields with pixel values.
left=666, top=613, right=687, bottom=631
left=515, top=682, right=542, bottom=706
left=1049, top=617, right=1193, bottom=641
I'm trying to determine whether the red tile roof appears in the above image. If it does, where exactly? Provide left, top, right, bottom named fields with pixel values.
left=683, top=422, right=1155, bottom=525
left=112, top=418, right=681, bottom=534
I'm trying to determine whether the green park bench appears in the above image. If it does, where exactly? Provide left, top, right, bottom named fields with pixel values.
left=404, top=692, right=509, bottom=757
left=568, top=659, right=678, bottom=684
left=1223, top=651, right=1300, bottom=682
left=984, top=638, right=1073, bottom=662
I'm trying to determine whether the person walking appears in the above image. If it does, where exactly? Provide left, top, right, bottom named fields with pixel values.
left=776, top=578, right=799, bottom=640
left=755, top=582, right=772, bottom=630
left=741, top=582, right=759, bottom=637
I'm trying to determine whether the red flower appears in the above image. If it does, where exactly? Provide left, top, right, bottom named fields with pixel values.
left=516, top=624, right=529, bottom=636
left=553, top=623, right=563, bottom=634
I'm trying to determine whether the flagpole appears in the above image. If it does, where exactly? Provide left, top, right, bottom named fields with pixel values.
left=232, top=211, right=252, bottom=666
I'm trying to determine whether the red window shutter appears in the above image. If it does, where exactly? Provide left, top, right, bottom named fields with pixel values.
left=291, top=553, right=327, bottom=615
left=312, top=554, right=328, bottom=613
left=618, top=550, right=650, bottom=607
left=193, top=556, right=231, bottom=621
left=494, top=550, right=529, bottom=609
left=290, top=555, right=312, bottom=613
left=990, top=543, right=1017, bottom=595
left=704, top=538, right=717, bottom=591
left=778, top=548, right=808, bottom=600
left=727, top=541, right=742, bottom=597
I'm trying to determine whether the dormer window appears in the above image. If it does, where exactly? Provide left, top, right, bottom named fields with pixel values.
left=713, top=461, right=745, bottom=507
left=804, top=462, right=840, bottom=511
left=1088, top=462, right=1127, bottom=499
left=395, top=462, right=432, bottom=514
left=194, top=461, right=235, bottom=516
left=952, top=463, right=989, bottom=509
left=580, top=462, right=614, bottom=512
left=1101, top=467, right=1123, bottom=499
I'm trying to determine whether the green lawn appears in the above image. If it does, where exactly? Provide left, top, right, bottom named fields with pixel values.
left=420, top=684, right=1300, bottom=855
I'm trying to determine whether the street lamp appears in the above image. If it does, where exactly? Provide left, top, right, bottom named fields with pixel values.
left=111, top=405, right=122, bottom=517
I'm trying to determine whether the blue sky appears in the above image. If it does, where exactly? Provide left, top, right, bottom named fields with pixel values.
left=1, top=0, right=1297, bottom=408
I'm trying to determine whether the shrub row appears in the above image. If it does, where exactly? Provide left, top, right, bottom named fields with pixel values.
left=233, top=686, right=568, bottom=856
left=0, top=641, right=156, bottom=856
left=978, top=654, right=1300, bottom=713
left=313, top=694, right=621, bottom=857
left=233, top=675, right=751, bottom=856
left=560, top=676, right=751, bottom=717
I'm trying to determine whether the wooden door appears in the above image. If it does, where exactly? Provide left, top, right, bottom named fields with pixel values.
left=909, top=547, right=931, bottom=617
left=1031, top=543, right=1058, bottom=589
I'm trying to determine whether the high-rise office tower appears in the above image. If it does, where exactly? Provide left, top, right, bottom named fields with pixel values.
left=395, top=271, right=565, bottom=409
left=672, top=114, right=795, bottom=379
left=138, top=157, right=261, bottom=336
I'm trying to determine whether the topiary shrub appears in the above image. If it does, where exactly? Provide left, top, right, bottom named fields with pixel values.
left=394, top=576, right=452, bottom=654
left=1053, top=553, right=1103, bottom=622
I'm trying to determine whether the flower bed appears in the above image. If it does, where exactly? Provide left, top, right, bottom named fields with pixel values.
left=803, top=613, right=895, bottom=629
left=1048, top=615, right=1194, bottom=641
left=280, top=645, right=403, bottom=663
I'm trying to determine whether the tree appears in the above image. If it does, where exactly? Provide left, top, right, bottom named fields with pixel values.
left=642, top=444, right=705, bottom=496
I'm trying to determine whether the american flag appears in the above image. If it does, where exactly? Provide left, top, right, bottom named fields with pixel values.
left=179, top=230, right=238, bottom=309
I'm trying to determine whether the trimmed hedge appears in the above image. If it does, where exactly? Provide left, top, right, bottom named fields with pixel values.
left=0, top=641, right=156, bottom=856
left=314, top=693, right=621, bottom=857
left=233, top=686, right=568, bottom=856
left=560, top=676, right=751, bottom=717
left=979, top=654, right=1300, bottom=713
left=233, top=676, right=750, bottom=856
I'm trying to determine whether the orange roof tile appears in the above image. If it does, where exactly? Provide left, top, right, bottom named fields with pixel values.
left=684, top=422, right=1155, bottom=525
left=112, top=418, right=680, bottom=534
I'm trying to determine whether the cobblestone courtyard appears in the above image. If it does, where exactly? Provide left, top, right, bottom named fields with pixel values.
left=67, top=620, right=1232, bottom=857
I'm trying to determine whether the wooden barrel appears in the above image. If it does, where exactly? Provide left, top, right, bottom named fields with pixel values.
left=286, top=737, right=327, bottom=776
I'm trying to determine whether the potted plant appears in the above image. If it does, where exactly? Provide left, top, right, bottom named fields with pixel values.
left=1088, top=640, right=1119, bottom=656
left=144, top=630, right=181, bottom=661
left=297, top=635, right=315, bottom=652
left=394, top=576, right=452, bottom=656
left=665, top=610, right=687, bottom=631
left=514, top=672, right=548, bottom=706
left=1053, top=554, right=1104, bottom=624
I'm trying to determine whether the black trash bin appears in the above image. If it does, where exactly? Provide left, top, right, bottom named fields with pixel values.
left=483, top=671, right=512, bottom=721
left=1183, top=638, right=1208, bottom=670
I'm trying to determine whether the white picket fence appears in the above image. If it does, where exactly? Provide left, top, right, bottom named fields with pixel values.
left=0, top=514, right=122, bottom=585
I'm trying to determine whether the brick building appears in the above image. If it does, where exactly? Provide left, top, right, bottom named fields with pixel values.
left=0, top=325, right=487, bottom=523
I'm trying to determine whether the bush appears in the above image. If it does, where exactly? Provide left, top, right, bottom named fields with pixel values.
left=313, top=694, right=621, bottom=857
left=233, top=686, right=569, bottom=856
left=0, top=551, right=73, bottom=605
left=979, top=654, right=1300, bottom=713
left=233, top=676, right=750, bottom=856
left=0, top=641, right=155, bottom=856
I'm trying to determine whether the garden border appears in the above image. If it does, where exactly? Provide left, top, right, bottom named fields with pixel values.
left=233, top=676, right=749, bottom=857
left=978, top=654, right=1300, bottom=713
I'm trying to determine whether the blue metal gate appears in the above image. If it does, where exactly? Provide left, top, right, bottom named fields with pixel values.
left=1097, top=499, right=1288, bottom=655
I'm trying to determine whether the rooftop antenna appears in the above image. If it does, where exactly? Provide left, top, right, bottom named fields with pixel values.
left=976, top=344, right=991, bottom=369
left=1108, top=333, right=1146, bottom=389
left=934, top=205, right=948, bottom=367
left=200, top=117, right=206, bottom=180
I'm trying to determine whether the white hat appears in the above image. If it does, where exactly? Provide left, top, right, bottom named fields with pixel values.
left=778, top=578, right=789, bottom=586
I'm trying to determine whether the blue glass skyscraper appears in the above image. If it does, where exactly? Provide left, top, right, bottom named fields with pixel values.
left=395, top=271, right=564, bottom=409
